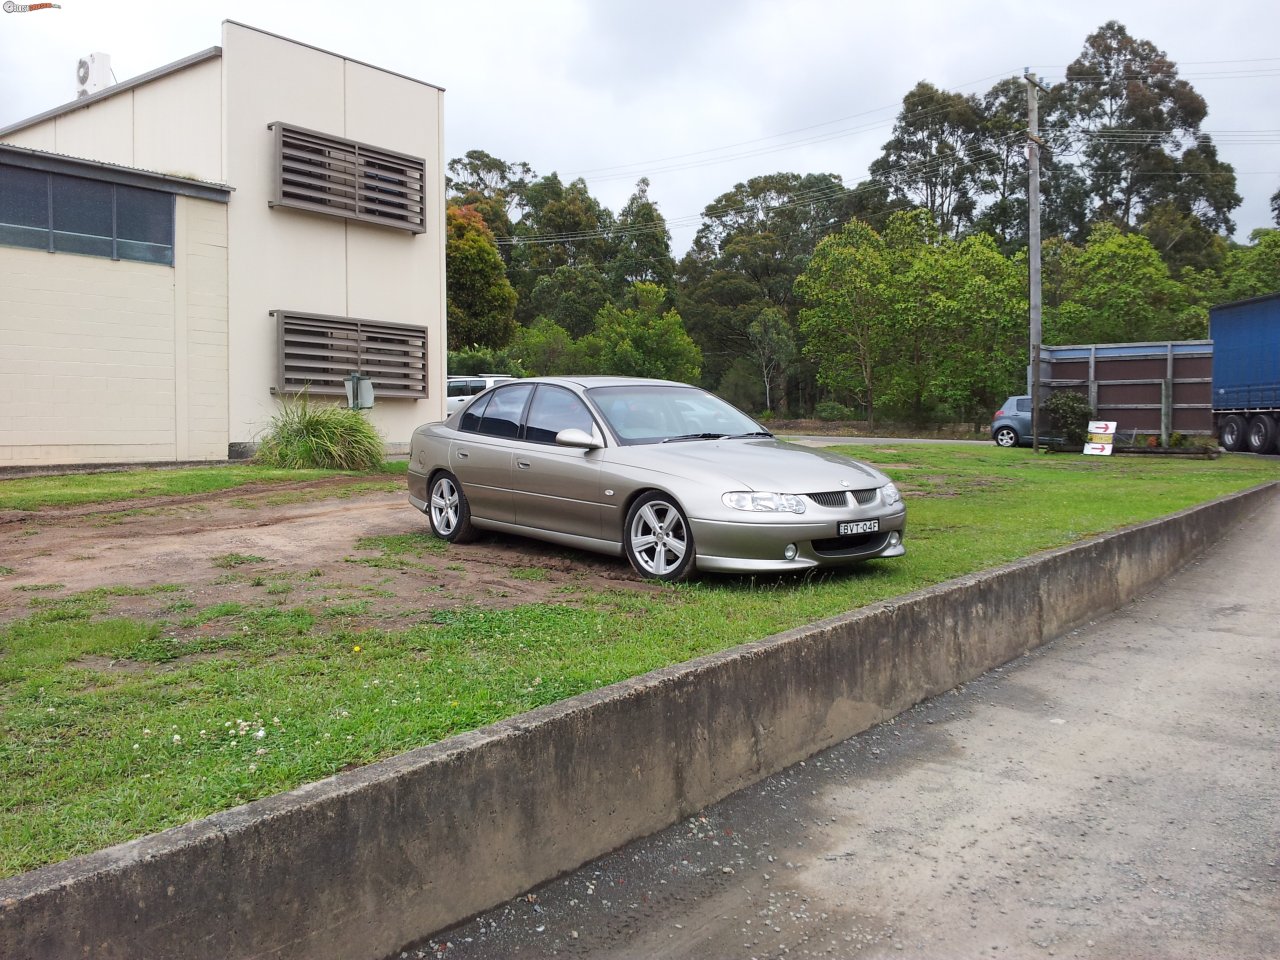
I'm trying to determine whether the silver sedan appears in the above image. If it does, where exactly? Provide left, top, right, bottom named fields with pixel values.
left=407, top=377, right=905, bottom=581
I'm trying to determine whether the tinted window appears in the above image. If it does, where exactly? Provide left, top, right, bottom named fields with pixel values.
left=525, top=385, right=594, bottom=444
left=1015, top=398, right=1031, bottom=413
left=115, top=186, right=173, bottom=264
left=478, top=383, right=533, bottom=439
left=459, top=392, right=492, bottom=432
left=0, top=165, right=175, bottom=265
left=52, top=175, right=113, bottom=257
left=0, top=166, right=49, bottom=250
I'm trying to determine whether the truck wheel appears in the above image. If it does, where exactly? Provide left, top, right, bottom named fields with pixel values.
left=1247, top=415, right=1277, bottom=455
left=1220, top=415, right=1246, bottom=451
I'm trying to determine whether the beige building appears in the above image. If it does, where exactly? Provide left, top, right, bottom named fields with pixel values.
left=0, top=21, right=447, bottom=467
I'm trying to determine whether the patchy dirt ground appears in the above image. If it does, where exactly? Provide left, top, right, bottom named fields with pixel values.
left=0, top=477, right=658, bottom=631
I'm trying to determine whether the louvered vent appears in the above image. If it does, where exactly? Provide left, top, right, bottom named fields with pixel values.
left=275, top=311, right=428, bottom=399
left=268, top=123, right=426, bottom=234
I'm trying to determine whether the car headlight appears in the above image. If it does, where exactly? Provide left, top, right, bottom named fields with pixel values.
left=880, top=482, right=902, bottom=506
left=722, top=491, right=807, bottom=514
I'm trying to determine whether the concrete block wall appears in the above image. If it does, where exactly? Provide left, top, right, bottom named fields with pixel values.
left=0, top=196, right=228, bottom=466
left=0, top=483, right=1273, bottom=959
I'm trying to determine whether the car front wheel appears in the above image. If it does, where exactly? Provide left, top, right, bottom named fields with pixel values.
left=428, top=471, right=476, bottom=543
left=624, top=492, right=695, bottom=582
left=993, top=426, right=1019, bottom=448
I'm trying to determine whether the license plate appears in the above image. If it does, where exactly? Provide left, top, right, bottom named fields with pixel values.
left=839, top=519, right=879, bottom=536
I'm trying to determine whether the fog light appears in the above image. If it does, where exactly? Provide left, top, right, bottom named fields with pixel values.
left=783, top=543, right=798, bottom=560
left=888, top=532, right=901, bottom=546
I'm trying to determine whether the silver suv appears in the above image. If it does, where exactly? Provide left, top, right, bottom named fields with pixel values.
left=446, top=375, right=516, bottom=415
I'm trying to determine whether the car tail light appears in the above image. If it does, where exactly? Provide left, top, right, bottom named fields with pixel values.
left=993, top=408, right=1005, bottom=419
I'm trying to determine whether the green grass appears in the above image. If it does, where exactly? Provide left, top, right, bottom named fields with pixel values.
left=0, top=465, right=398, bottom=512
left=1, top=447, right=1277, bottom=878
left=0, top=461, right=406, bottom=513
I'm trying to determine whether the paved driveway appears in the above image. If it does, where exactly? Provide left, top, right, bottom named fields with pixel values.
left=413, top=497, right=1279, bottom=960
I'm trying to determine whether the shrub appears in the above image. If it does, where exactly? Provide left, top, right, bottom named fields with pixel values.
left=756, top=409, right=775, bottom=422
left=814, top=400, right=860, bottom=422
left=1043, top=391, right=1093, bottom=447
left=255, top=394, right=385, bottom=470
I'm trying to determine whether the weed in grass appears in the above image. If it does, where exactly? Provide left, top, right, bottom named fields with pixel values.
left=165, top=600, right=196, bottom=614
left=266, top=583, right=293, bottom=596
left=212, top=553, right=267, bottom=569
left=179, top=603, right=246, bottom=627
left=306, top=569, right=324, bottom=578
left=323, top=600, right=373, bottom=618
left=511, top=567, right=550, bottom=582
left=0, top=565, right=14, bottom=576
left=14, top=583, right=63, bottom=593
left=249, top=576, right=268, bottom=588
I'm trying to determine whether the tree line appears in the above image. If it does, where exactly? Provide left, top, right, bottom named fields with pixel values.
left=445, top=21, right=1280, bottom=425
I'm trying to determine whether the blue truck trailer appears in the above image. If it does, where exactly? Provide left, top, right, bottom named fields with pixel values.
left=1212, top=291, right=1280, bottom=453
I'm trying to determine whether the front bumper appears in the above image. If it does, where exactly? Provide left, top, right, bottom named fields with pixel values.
left=689, top=507, right=906, bottom=574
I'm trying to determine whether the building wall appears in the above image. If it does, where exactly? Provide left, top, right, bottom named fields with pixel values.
left=0, top=57, right=224, bottom=184
left=0, top=197, right=229, bottom=465
left=221, top=22, right=446, bottom=451
left=2, top=22, right=447, bottom=462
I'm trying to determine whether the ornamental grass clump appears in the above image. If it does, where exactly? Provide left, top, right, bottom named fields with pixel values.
left=255, top=394, right=385, bottom=470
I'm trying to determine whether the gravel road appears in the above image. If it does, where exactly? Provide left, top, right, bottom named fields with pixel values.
left=405, top=496, right=1279, bottom=960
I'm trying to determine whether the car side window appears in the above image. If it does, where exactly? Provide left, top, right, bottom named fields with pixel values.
left=1016, top=398, right=1031, bottom=413
left=477, top=383, right=533, bottom=439
left=524, top=385, right=595, bottom=444
left=459, top=392, right=492, bottom=432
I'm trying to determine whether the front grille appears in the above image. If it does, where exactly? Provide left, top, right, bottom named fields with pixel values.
left=811, top=532, right=891, bottom=556
left=807, top=491, right=847, bottom=507
left=805, top=489, right=879, bottom=507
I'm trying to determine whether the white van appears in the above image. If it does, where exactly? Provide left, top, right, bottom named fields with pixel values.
left=446, top=375, right=517, bottom=415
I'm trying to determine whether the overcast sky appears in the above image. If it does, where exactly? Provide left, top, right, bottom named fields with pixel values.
left=2, top=0, right=1277, bottom=253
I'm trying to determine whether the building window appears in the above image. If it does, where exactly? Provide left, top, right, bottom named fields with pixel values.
left=0, top=165, right=174, bottom=264
left=268, top=123, right=426, bottom=234
left=275, top=310, right=428, bottom=399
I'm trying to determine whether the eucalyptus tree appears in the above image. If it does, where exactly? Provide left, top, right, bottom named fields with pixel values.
left=1053, top=21, right=1240, bottom=234
left=869, top=81, right=984, bottom=238
left=610, top=177, right=676, bottom=292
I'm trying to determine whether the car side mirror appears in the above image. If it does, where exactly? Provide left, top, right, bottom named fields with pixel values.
left=555, top=428, right=601, bottom=450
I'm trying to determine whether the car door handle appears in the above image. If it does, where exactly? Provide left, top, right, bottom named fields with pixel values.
left=516, top=459, right=531, bottom=469
left=456, top=451, right=469, bottom=459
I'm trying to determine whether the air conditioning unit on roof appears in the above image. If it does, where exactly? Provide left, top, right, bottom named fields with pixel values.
left=75, top=52, right=112, bottom=99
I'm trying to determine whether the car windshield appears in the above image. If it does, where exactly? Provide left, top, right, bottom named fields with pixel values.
left=588, top=384, right=767, bottom=445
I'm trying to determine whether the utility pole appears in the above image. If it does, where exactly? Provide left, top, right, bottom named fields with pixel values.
left=1025, top=69, right=1050, bottom=454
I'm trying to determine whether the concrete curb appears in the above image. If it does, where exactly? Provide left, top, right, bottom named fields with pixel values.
left=3, top=483, right=1274, bottom=960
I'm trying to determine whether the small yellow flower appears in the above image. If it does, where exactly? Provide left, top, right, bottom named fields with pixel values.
left=352, top=645, right=362, bottom=653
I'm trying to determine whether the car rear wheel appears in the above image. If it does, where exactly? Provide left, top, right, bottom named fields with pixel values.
left=624, top=492, right=695, bottom=582
left=1220, top=414, right=1247, bottom=451
left=993, top=426, right=1019, bottom=448
left=1247, top=415, right=1277, bottom=454
left=428, top=471, right=476, bottom=543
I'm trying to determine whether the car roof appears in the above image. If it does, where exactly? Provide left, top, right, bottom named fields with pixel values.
left=514, top=376, right=690, bottom=390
